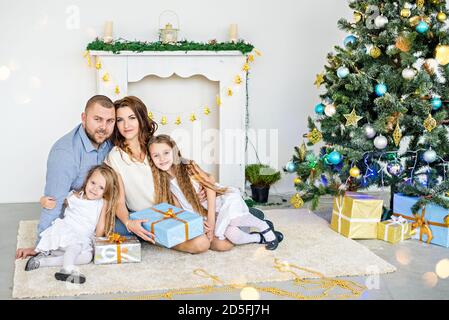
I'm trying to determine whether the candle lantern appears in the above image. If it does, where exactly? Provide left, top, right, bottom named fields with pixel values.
left=159, top=10, right=179, bottom=44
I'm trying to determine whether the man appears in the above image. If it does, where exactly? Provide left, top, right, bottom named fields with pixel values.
left=16, top=95, right=116, bottom=259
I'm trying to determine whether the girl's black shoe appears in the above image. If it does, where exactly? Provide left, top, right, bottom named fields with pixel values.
left=264, top=219, right=284, bottom=243
left=55, top=270, right=86, bottom=284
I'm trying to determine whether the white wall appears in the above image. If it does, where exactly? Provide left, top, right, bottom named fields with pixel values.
left=0, top=0, right=350, bottom=203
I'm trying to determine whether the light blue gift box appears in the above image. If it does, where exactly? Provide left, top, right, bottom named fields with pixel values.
left=130, top=203, right=204, bottom=248
left=393, top=193, right=449, bottom=248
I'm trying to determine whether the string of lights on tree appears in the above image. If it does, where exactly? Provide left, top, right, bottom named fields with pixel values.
left=286, top=0, right=449, bottom=212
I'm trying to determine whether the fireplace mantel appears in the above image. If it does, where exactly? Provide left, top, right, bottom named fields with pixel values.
left=90, top=50, right=247, bottom=191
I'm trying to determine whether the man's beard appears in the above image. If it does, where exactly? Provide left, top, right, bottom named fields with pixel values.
left=85, top=126, right=110, bottom=145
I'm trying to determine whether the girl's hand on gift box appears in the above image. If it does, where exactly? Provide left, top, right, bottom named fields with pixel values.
left=15, top=247, right=38, bottom=259
left=127, top=219, right=156, bottom=244
left=40, top=196, right=56, bottom=209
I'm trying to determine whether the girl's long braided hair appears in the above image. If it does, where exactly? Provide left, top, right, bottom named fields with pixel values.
left=148, top=134, right=227, bottom=217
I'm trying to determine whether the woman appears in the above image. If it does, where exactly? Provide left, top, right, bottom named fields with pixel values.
left=105, top=96, right=233, bottom=253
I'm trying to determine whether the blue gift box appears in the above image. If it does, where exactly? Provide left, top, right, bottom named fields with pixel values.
left=130, top=203, right=204, bottom=248
left=393, top=193, right=449, bottom=248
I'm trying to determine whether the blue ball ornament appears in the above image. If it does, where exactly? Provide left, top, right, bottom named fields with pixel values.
left=375, top=83, right=387, bottom=97
left=337, top=66, right=350, bottom=79
left=285, top=161, right=297, bottom=173
left=327, top=151, right=342, bottom=165
left=431, top=97, right=442, bottom=110
left=315, top=103, right=325, bottom=114
left=416, top=21, right=429, bottom=34
left=344, top=35, right=357, bottom=47
left=387, top=161, right=404, bottom=176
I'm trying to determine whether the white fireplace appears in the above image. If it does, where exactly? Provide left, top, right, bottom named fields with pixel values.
left=89, top=50, right=247, bottom=191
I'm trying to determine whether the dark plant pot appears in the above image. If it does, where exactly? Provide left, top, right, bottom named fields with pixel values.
left=250, top=185, right=270, bottom=203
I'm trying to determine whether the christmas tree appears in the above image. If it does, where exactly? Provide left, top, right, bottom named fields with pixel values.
left=287, top=0, right=449, bottom=213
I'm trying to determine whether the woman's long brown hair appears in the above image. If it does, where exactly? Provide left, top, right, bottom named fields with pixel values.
left=112, top=96, right=158, bottom=161
left=148, top=135, right=227, bottom=217
left=80, top=164, right=120, bottom=236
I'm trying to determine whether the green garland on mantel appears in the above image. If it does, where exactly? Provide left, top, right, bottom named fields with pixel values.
left=86, top=39, right=254, bottom=54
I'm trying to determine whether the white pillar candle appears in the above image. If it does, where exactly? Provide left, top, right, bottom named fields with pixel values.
left=103, top=21, right=113, bottom=43
left=229, top=24, right=238, bottom=43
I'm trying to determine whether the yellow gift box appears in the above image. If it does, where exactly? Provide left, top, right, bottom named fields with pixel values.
left=330, top=192, right=383, bottom=239
left=377, top=216, right=412, bottom=244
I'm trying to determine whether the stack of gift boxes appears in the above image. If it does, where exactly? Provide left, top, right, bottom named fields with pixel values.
left=330, top=191, right=449, bottom=247
left=93, top=203, right=204, bottom=264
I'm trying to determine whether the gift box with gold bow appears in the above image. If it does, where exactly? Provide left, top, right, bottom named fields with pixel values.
left=330, top=192, right=383, bottom=239
left=393, top=194, right=449, bottom=248
left=130, top=203, right=204, bottom=248
left=377, top=216, right=412, bottom=244
left=94, top=234, right=141, bottom=265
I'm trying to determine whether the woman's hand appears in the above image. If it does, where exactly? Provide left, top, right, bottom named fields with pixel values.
left=15, top=247, right=38, bottom=259
left=40, top=196, right=56, bottom=210
left=126, top=219, right=156, bottom=244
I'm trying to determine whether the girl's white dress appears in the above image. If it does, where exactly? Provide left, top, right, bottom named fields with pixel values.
left=170, top=178, right=250, bottom=240
left=36, top=191, right=104, bottom=252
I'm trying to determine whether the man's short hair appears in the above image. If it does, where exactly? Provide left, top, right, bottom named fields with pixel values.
left=85, top=95, right=114, bottom=112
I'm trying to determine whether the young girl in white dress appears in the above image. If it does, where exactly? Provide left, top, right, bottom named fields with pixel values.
left=147, top=135, right=283, bottom=250
left=26, top=164, right=120, bottom=283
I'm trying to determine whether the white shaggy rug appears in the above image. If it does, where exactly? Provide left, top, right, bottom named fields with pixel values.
left=13, top=209, right=396, bottom=299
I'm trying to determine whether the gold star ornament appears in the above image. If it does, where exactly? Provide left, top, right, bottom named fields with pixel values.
left=314, top=73, right=325, bottom=88
left=343, top=108, right=363, bottom=127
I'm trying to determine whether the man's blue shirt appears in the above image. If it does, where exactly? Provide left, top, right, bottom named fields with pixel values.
left=36, top=124, right=112, bottom=243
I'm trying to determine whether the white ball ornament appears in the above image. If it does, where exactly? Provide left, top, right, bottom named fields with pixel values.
left=363, top=124, right=376, bottom=139
left=423, top=149, right=437, bottom=163
left=374, top=15, right=389, bottom=28
left=424, top=58, right=439, bottom=75
left=324, top=104, right=337, bottom=116
left=402, top=68, right=417, bottom=80
left=374, top=135, right=388, bottom=149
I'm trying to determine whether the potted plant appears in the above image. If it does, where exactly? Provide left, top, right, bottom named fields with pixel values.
left=245, top=164, right=281, bottom=203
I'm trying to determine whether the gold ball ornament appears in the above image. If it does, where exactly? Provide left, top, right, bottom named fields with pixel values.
left=435, top=45, right=449, bottom=66
left=400, top=8, right=411, bottom=18
left=437, top=12, right=447, bottom=22
left=294, top=177, right=302, bottom=186
left=370, top=46, right=382, bottom=58
left=349, top=166, right=361, bottom=178
left=353, top=12, right=362, bottom=23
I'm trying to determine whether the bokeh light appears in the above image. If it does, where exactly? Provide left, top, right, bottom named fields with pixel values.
left=8, top=60, right=20, bottom=71
left=395, top=247, right=412, bottom=265
left=240, top=287, right=260, bottom=300
left=435, top=259, right=449, bottom=279
left=29, top=76, right=42, bottom=89
left=0, top=66, right=11, bottom=81
left=422, top=272, right=438, bottom=288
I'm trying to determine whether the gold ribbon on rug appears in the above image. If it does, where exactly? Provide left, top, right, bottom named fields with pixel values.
left=115, top=258, right=367, bottom=300
left=107, top=233, right=126, bottom=264
left=150, top=207, right=189, bottom=241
